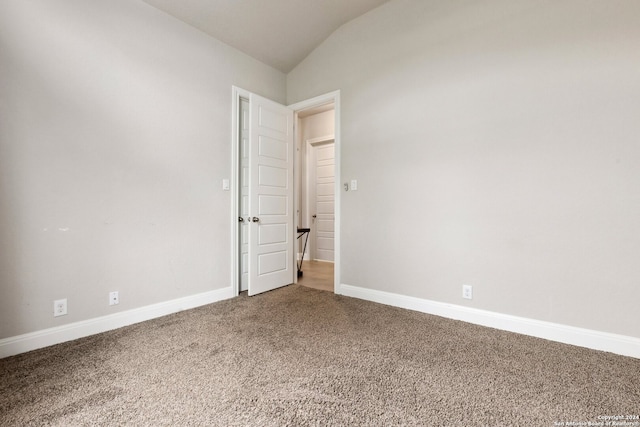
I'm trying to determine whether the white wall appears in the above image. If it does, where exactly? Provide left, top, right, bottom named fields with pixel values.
left=287, top=0, right=640, bottom=338
left=0, top=0, right=285, bottom=339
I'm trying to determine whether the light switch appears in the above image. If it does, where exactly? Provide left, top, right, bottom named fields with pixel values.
left=351, top=179, right=358, bottom=191
left=222, top=179, right=230, bottom=191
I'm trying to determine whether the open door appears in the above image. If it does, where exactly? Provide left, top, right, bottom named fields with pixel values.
left=247, top=93, right=295, bottom=296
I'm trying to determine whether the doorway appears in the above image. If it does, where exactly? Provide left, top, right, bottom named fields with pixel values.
left=231, top=87, right=341, bottom=296
left=295, top=109, right=335, bottom=292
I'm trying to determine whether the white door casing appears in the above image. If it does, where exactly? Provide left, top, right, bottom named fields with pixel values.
left=239, top=97, right=250, bottom=292
left=308, top=139, right=335, bottom=262
left=247, top=93, right=295, bottom=296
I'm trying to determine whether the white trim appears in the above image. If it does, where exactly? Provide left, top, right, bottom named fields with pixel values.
left=340, top=283, right=640, bottom=359
left=289, top=91, right=341, bottom=295
left=0, top=287, right=235, bottom=359
left=307, top=135, right=335, bottom=145
left=231, top=86, right=251, bottom=296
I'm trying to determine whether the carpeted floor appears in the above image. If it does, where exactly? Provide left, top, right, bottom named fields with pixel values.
left=1, top=285, right=639, bottom=426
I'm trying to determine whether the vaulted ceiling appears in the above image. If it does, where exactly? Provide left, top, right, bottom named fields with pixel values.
left=142, top=0, right=389, bottom=73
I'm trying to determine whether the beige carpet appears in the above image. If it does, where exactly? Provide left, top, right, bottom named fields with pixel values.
left=1, top=285, right=638, bottom=426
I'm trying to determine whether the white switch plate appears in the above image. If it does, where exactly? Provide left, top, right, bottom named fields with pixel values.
left=351, top=179, right=358, bottom=191
left=222, top=179, right=230, bottom=191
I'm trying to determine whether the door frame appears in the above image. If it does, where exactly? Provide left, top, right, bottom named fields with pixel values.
left=231, top=87, right=341, bottom=296
left=305, top=135, right=335, bottom=262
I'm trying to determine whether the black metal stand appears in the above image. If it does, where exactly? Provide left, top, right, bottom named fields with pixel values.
left=296, top=228, right=311, bottom=277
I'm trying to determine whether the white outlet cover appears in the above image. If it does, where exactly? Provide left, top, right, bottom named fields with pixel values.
left=109, top=291, right=119, bottom=305
left=462, top=285, right=473, bottom=300
left=54, top=299, right=68, bottom=317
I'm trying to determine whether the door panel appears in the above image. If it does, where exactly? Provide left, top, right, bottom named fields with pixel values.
left=259, top=165, right=287, bottom=188
left=259, top=136, right=289, bottom=160
left=258, top=251, right=288, bottom=275
left=259, top=224, right=287, bottom=245
left=248, top=93, right=294, bottom=296
left=317, top=219, right=334, bottom=233
left=259, top=195, right=287, bottom=215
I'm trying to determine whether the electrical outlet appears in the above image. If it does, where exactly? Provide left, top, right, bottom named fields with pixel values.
left=109, top=291, right=119, bottom=306
left=54, top=299, right=67, bottom=317
left=462, top=285, right=473, bottom=300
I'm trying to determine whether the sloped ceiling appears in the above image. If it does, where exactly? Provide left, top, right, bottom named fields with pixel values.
left=142, top=0, right=389, bottom=73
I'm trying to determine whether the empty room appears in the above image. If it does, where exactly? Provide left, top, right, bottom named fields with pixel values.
left=1, top=0, right=639, bottom=425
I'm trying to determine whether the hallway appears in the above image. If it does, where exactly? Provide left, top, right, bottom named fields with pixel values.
left=297, top=261, right=334, bottom=292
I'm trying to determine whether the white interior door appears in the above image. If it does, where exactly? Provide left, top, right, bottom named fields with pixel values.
left=248, top=93, right=295, bottom=296
left=239, top=97, right=249, bottom=292
left=309, top=141, right=335, bottom=262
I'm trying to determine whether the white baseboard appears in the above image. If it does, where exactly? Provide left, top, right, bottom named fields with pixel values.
left=5, top=284, right=637, bottom=360
left=339, top=283, right=640, bottom=359
left=0, top=287, right=235, bottom=359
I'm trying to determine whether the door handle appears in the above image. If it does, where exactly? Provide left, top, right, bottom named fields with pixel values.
left=312, top=215, right=317, bottom=218
left=238, top=217, right=244, bottom=222
left=252, top=217, right=260, bottom=223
